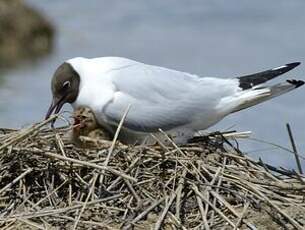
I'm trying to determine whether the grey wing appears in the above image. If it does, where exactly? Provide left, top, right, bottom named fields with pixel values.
left=103, top=63, right=239, bottom=132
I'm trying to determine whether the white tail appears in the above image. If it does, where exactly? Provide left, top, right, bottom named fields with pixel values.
left=231, top=79, right=303, bottom=113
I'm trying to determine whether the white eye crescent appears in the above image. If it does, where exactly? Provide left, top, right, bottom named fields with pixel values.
left=63, top=81, right=71, bottom=88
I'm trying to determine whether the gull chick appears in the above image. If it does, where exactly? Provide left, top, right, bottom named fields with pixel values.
left=71, top=107, right=111, bottom=147
left=45, top=57, right=303, bottom=144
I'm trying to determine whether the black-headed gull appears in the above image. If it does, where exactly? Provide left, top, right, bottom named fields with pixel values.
left=45, top=57, right=303, bottom=144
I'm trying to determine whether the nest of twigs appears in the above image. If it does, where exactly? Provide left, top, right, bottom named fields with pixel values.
left=0, top=116, right=305, bottom=229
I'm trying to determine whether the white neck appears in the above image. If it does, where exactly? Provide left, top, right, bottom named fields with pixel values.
left=67, top=57, right=115, bottom=114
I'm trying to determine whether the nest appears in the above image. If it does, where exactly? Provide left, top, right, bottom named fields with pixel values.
left=0, top=115, right=305, bottom=229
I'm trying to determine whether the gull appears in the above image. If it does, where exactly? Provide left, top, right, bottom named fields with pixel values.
left=45, top=57, right=303, bottom=144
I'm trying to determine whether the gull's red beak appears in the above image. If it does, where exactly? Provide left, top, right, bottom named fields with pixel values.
left=45, top=96, right=66, bottom=127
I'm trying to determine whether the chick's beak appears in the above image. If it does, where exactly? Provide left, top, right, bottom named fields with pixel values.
left=45, top=96, right=66, bottom=126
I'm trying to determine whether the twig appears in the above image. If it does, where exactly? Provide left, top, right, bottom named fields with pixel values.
left=0, top=115, right=58, bottom=151
left=209, top=190, right=253, bottom=229
left=209, top=158, right=226, bottom=224
left=56, top=215, right=112, bottom=229
left=233, top=202, right=250, bottom=230
left=32, top=150, right=136, bottom=182
left=286, top=123, right=303, bottom=174
left=124, top=179, right=142, bottom=210
left=154, top=169, right=187, bottom=230
left=100, top=104, right=131, bottom=185
left=154, top=194, right=176, bottom=230
left=127, top=197, right=165, bottom=228
left=0, top=168, right=32, bottom=194
left=0, top=194, right=123, bottom=221
left=55, top=133, right=66, bottom=157
left=106, top=156, right=140, bottom=191
left=175, top=169, right=187, bottom=221
left=192, top=184, right=236, bottom=228
left=195, top=188, right=210, bottom=230
left=73, top=174, right=98, bottom=230
left=16, top=218, right=45, bottom=230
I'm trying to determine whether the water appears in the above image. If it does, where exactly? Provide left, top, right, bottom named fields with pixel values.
left=0, top=0, right=305, bottom=168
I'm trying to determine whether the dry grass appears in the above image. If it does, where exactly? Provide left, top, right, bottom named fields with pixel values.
left=0, top=115, right=305, bottom=229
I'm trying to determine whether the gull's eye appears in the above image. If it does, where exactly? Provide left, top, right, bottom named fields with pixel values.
left=62, top=81, right=71, bottom=91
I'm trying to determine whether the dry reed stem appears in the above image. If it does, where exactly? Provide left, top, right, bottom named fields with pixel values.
left=33, top=150, right=136, bottom=182
left=72, top=173, right=98, bottom=230
left=195, top=187, right=210, bottom=230
left=0, top=168, right=32, bottom=194
left=0, top=115, right=57, bottom=151
left=233, top=202, right=250, bottom=230
left=286, top=123, right=303, bottom=174
left=0, top=194, right=123, bottom=222
left=192, top=184, right=236, bottom=228
left=100, top=105, right=131, bottom=185
left=154, top=194, right=176, bottom=230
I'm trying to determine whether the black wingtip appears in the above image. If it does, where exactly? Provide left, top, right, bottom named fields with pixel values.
left=286, top=62, right=301, bottom=69
left=287, top=79, right=304, bottom=88
left=271, top=62, right=301, bottom=74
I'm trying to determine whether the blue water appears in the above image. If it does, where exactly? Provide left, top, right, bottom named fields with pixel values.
left=0, top=0, right=305, bottom=168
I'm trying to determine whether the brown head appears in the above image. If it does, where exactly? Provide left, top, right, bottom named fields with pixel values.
left=45, top=62, right=80, bottom=126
